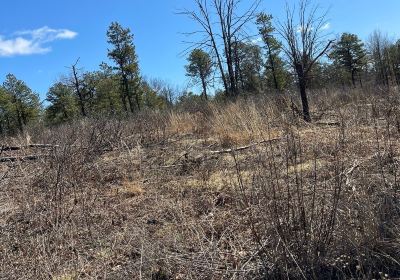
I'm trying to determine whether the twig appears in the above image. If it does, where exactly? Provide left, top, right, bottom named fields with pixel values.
left=345, top=160, right=360, bottom=191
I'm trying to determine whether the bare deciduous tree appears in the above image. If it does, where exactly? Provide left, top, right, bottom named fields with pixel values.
left=148, top=78, right=177, bottom=106
left=368, top=30, right=393, bottom=87
left=70, top=58, right=87, bottom=117
left=180, top=0, right=260, bottom=97
left=277, top=0, right=334, bottom=122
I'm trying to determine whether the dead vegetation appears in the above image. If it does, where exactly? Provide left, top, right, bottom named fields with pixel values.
left=0, top=88, right=399, bottom=279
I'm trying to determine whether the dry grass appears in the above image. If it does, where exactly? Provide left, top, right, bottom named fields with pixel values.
left=211, top=102, right=271, bottom=146
left=108, top=180, right=146, bottom=199
left=0, top=88, right=399, bottom=279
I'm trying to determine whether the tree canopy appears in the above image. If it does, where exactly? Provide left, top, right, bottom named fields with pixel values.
left=331, top=33, right=367, bottom=87
left=2, top=1, right=400, bottom=134
left=0, top=74, right=41, bottom=133
left=185, top=49, right=213, bottom=100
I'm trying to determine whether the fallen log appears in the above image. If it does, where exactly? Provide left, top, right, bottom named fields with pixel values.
left=28, top=144, right=59, bottom=149
left=315, top=121, right=341, bottom=127
left=210, top=138, right=281, bottom=155
left=1, top=144, right=59, bottom=151
left=0, top=154, right=50, bottom=163
left=153, top=138, right=281, bottom=170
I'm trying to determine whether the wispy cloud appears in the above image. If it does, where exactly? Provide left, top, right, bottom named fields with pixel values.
left=321, top=22, right=331, bottom=30
left=0, top=26, right=77, bottom=57
left=296, top=22, right=331, bottom=33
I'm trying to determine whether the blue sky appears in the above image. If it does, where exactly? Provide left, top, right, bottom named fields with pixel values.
left=0, top=0, right=399, bottom=100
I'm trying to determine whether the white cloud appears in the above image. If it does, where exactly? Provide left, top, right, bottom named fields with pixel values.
left=321, top=22, right=331, bottom=30
left=296, top=22, right=331, bottom=33
left=0, top=26, right=77, bottom=57
left=55, top=29, right=78, bottom=39
left=251, top=37, right=263, bottom=44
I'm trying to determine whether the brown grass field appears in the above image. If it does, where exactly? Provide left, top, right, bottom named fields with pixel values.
left=1, top=88, right=399, bottom=279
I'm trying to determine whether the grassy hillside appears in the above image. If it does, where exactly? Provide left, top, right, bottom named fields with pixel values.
left=1, top=88, right=399, bottom=279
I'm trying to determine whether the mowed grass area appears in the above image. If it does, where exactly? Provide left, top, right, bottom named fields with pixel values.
left=1, top=89, right=399, bottom=279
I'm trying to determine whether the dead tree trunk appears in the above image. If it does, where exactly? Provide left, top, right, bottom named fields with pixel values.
left=71, top=60, right=87, bottom=117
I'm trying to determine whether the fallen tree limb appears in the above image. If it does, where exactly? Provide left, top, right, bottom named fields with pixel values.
left=154, top=138, right=281, bottom=170
left=1, top=144, right=59, bottom=151
left=315, top=121, right=341, bottom=127
left=0, top=154, right=50, bottom=163
left=28, top=144, right=59, bottom=149
left=210, top=138, right=281, bottom=155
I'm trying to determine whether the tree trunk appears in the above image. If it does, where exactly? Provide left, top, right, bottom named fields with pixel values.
left=266, top=42, right=279, bottom=90
left=14, top=101, right=24, bottom=132
left=108, top=95, right=115, bottom=114
left=16, top=110, right=24, bottom=132
left=296, top=65, right=311, bottom=122
left=120, top=91, right=128, bottom=112
left=127, top=96, right=135, bottom=113
left=227, top=57, right=237, bottom=96
left=233, top=42, right=245, bottom=91
left=222, top=35, right=237, bottom=97
left=216, top=2, right=237, bottom=97
left=205, top=10, right=229, bottom=97
left=226, top=38, right=238, bottom=96
left=213, top=46, right=230, bottom=96
left=351, top=69, right=356, bottom=87
left=299, top=79, right=311, bottom=122
left=134, top=86, right=141, bottom=110
left=72, top=64, right=87, bottom=117
left=122, top=75, right=132, bottom=113
left=200, top=75, right=208, bottom=100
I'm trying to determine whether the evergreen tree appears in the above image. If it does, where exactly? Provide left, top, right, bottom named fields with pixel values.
left=107, top=22, right=141, bottom=113
left=2, top=74, right=40, bottom=133
left=381, top=39, right=400, bottom=86
left=232, top=41, right=264, bottom=93
left=256, top=13, right=287, bottom=91
left=331, top=33, right=367, bottom=87
left=90, top=63, right=122, bottom=114
left=185, top=49, right=213, bottom=100
left=0, top=86, right=13, bottom=134
left=45, top=82, right=78, bottom=125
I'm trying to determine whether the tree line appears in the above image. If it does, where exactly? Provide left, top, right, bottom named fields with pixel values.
left=1, top=0, right=400, bottom=134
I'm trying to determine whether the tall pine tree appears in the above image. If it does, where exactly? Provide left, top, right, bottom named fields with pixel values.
left=331, top=33, right=367, bottom=87
left=107, top=22, right=141, bottom=113
left=256, top=13, right=287, bottom=91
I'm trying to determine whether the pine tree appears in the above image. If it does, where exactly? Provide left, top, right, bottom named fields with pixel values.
left=232, top=41, right=264, bottom=93
left=185, top=49, right=213, bottom=100
left=2, top=74, right=40, bottom=133
left=90, top=63, right=122, bottom=114
left=45, top=82, right=78, bottom=125
left=331, top=33, right=367, bottom=87
left=256, top=13, right=287, bottom=91
left=107, top=22, right=141, bottom=113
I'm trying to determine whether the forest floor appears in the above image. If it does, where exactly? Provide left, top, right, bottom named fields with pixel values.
left=1, top=91, right=400, bottom=279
